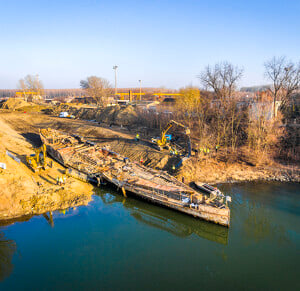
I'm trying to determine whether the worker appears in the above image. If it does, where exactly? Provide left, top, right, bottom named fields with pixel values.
left=59, top=176, right=64, bottom=186
left=63, top=175, right=66, bottom=184
left=140, top=157, right=144, bottom=165
left=174, top=149, right=178, bottom=155
left=207, top=148, right=210, bottom=154
left=135, top=133, right=140, bottom=142
left=215, top=144, right=220, bottom=153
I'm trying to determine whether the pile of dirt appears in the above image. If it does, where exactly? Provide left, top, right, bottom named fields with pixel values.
left=1, top=98, right=31, bottom=111
left=113, top=105, right=138, bottom=126
left=49, top=104, right=139, bottom=126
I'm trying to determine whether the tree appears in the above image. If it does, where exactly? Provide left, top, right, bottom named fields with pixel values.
left=80, top=76, right=113, bottom=106
left=198, top=62, right=245, bottom=149
left=17, top=74, right=44, bottom=101
left=264, top=56, right=300, bottom=118
left=176, top=87, right=200, bottom=128
left=199, top=61, right=243, bottom=99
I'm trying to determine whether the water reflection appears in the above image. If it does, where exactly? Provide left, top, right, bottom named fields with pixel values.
left=242, top=200, right=290, bottom=245
left=225, top=182, right=294, bottom=246
left=96, top=189, right=229, bottom=245
left=42, top=212, right=54, bottom=228
left=0, top=233, right=16, bottom=282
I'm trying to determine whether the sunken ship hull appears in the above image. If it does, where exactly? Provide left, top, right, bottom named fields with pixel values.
left=40, top=128, right=230, bottom=227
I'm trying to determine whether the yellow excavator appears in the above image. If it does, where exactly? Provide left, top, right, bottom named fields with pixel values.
left=26, top=144, right=47, bottom=172
left=152, top=120, right=191, bottom=157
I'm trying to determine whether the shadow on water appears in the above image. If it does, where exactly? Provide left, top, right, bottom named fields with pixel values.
left=0, top=233, right=16, bottom=282
left=94, top=186, right=229, bottom=245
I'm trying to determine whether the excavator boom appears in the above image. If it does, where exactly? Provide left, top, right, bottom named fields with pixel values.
left=156, top=120, right=191, bottom=157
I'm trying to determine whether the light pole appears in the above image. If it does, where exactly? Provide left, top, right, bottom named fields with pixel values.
left=139, top=80, right=141, bottom=101
left=113, top=66, right=118, bottom=96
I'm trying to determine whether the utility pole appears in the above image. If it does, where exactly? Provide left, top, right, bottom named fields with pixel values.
left=139, top=80, right=142, bottom=101
left=113, top=65, right=118, bottom=96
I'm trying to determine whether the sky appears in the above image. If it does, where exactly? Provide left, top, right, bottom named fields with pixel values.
left=0, top=0, right=299, bottom=89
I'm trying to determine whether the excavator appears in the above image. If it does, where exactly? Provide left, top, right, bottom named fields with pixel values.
left=26, top=144, right=47, bottom=172
left=152, top=120, right=192, bottom=157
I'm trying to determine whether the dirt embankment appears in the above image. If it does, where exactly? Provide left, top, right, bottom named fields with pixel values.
left=177, top=148, right=300, bottom=184
left=0, top=116, right=94, bottom=221
left=48, top=104, right=139, bottom=126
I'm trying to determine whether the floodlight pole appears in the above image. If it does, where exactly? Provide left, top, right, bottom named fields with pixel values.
left=113, top=66, right=118, bottom=96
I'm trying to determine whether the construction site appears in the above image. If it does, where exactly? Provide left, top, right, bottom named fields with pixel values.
left=0, top=95, right=298, bottom=225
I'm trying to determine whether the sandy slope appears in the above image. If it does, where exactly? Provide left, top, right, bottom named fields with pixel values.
left=0, top=116, right=93, bottom=221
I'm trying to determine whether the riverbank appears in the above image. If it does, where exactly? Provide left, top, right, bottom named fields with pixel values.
left=177, top=151, right=300, bottom=185
left=0, top=111, right=299, bottom=221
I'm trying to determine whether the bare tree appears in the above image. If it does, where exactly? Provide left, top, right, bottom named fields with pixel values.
left=198, top=62, right=245, bottom=149
left=17, top=74, right=44, bottom=101
left=80, top=76, right=113, bottom=106
left=264, top=56, right=300, bottom=118
left=199, top=61, right=243, bottom=99
left=281, top=62, right=300, bottom=108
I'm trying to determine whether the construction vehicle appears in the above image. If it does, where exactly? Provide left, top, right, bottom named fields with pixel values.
left=152, top=120, right=192, bottom=157
left=26, top=144, right=47, bottom=172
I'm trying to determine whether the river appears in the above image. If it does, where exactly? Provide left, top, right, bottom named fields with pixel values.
left=0, top=182, right=299, bottom=290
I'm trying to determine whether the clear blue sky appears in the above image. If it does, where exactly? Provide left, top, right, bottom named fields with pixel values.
left=0, top=0, right=299, bottom=89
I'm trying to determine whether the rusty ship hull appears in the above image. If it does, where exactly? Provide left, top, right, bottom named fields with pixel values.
left=39, top=128, right=230, bottom=227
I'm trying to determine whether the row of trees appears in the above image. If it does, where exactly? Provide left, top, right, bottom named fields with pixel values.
left=16, top=56, right=300, bottom=109
left=164, top=57, right=299, bottom=160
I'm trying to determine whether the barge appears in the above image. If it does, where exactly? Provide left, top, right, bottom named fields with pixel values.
left=39, top=128, right=231, bottom=226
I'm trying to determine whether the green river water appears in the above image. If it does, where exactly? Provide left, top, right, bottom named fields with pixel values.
left=0, top=182, right=299, bottom=290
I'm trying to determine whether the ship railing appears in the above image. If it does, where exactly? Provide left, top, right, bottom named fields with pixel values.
left=149, top=187, right=190, bottom=206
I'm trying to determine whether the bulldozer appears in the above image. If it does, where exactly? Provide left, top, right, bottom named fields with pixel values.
left=26, top=144, right=47, bottom=172
left=152, top=120, right=191, bottom=157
